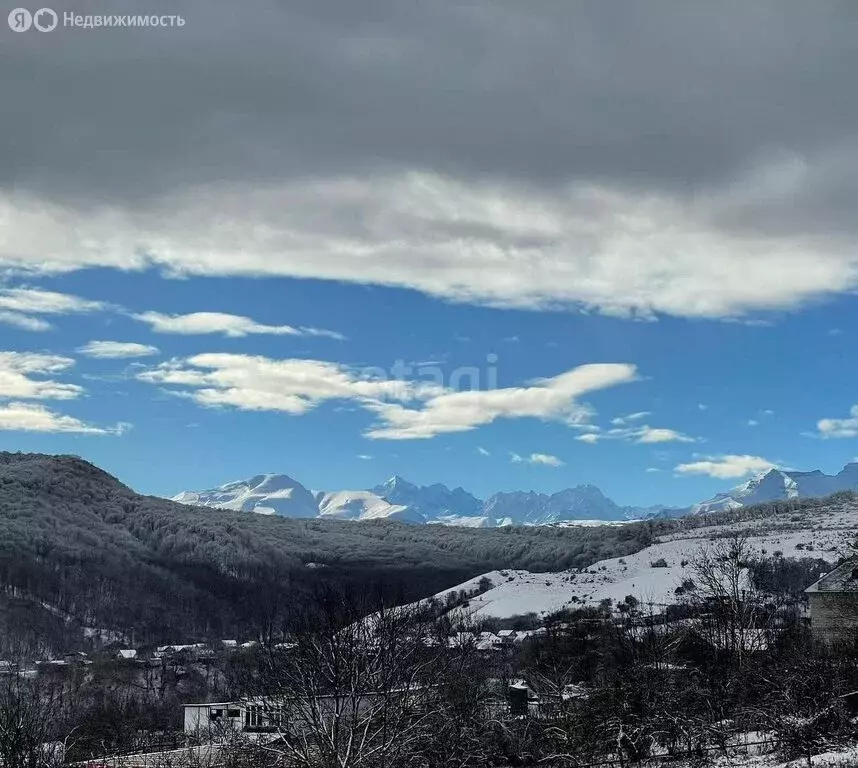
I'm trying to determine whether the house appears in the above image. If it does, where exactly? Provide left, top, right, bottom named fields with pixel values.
left=117, top=649, right=138, bottom=660
left=184, top=690, right=427, bottom=737
left=497, top=629, right=517, bottom=643
left=476, top=632, right=501, bottom=651
left=184, top=701, right=246, bottom=734
left=805, top=561, right=858, bottom=644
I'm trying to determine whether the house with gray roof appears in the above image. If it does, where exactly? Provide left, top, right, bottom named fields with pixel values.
left=805, top=561, right=858, bottom=645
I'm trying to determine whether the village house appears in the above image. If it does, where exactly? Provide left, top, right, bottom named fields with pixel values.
left=805, top=561, right=858, bottom=645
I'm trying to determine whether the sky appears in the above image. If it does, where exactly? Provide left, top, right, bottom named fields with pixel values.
left=3, top=1, right=858, bottom=507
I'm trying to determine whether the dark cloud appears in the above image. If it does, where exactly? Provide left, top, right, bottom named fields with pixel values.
left=4, top=0, right=858, bottom=204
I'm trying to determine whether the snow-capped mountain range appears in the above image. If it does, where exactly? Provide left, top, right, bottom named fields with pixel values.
left=171, top=461, right=858, bottom=527
left=689, top=463, right=858, bottom=513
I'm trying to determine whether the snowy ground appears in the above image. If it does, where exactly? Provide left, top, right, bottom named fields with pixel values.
left=429, top=502, right=857, bottom=620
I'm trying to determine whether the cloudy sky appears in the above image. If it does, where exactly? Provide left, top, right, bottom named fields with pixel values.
left=3, top=0, right=858, bottom=505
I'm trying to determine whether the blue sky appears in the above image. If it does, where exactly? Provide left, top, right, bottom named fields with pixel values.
left=5, top=1, right=858, bottom=507
left=2, top=267, right=858, bottom=507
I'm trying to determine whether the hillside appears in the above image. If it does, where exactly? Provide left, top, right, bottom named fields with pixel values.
left=428, top=492, right=858, bottom=620
left=0, top=452, right=659, bottom=656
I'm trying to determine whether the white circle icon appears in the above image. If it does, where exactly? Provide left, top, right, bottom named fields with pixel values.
left=7, top=8, right=32, bottom=31
left=33, top=7, right=57, bottom=31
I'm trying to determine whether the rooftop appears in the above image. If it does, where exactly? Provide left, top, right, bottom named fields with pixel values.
left=805, top=561, right=858, bottom=593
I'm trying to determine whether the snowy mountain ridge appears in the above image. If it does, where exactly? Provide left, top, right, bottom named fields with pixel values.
left=171, top=461, right=858, bottom=527
left=690, top=463, right=858, bottom=514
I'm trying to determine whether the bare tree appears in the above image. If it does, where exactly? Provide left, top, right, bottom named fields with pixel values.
left=687, top=534, right=770, bottom=668
left=0, top=670, right=63, bottom=768
left=247, top=586, right=450, bottom=768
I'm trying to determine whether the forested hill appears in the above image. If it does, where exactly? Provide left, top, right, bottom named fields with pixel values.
left=0, top=452, right=658, bottom=655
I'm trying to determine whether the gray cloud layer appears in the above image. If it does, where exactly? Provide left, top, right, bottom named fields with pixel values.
left=4, top=1, right=858, bottom=317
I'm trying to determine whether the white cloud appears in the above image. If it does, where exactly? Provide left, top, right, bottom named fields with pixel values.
left=133, top=311, right=344, bottom=340
left=0, top=351, right=82, bottom=400
left=138, top=354, right=440, bottom=416
left=748, top=419, right=759, bottom=426
left=575, top=423, right=695, bottom=445
left=0, top=311, right=52, bottom=332
left=0, top=287, right=107, bottom=331
left=362, top=363, right=638, bottom=439
left=0, top=287, right=105, bottom=315
left=575, top=433, right=600, bottom=444
left=357, top=454, right=373, bottom=460
left=477, top=446, right=490, bottom=456
left=528, top=453, right=564, bottom=467
left=0, top=402, right=118, bottom=434
left=637, top=427, right=695, bottom=444
left=817, top=405, right=858, bottom=438
left=137, top=354, right=637, bottom=440
left=611, top=411, right=651, bottom=426
left=4, top=170, right=858, bottom=321
left=510, top=452, right=564, bottom=467
left=78, top=341, right=160, bottom=359
left=645, top=467, right=661, bottom=473
left=698, top=403, right=708, bottom=411
left=675, top=454, right=777, bottom=479
left=0, top=350, right=129, bottom=434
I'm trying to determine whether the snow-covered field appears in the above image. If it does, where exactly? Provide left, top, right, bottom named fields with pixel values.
left=429, top=502, right=857, bottom=619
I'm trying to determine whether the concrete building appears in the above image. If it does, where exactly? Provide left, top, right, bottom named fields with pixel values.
left=805, top=561, right=858, bottom=644
left=183, top=701, right=247, bottom=734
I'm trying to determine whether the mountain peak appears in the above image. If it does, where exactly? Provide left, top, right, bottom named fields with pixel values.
left=379, top=474, right=417, bottom=491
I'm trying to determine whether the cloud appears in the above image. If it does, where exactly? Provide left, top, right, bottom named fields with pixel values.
left=0, top=352, right=82, bottom=400
left=5, top=4, right=858, bottom=324
left=611, top=411, right=651, bottom=426
left=748, top=419, right=759, bottom=426
left=0, top=287, right=105, bottom=315
left=512, top=452, right=564, bottom=467
left=575, top=423, right=695, bottom=445
left=78, top=341, right=160, bottom=359
left=817, top=405, right=858, bottom=438
left=357, top=454, right=373, bottom=460
left=0, top=312, right=52, bottom=332
left=575, top=433, right=600, bottom=444
left=0, top=351, right=126, bottom=434
left=132, top=311, right=344, bottom=340
left=637, top=427, right=695, bottom=444
left=0, top=402, right=121, bottom=434
left=137, top=354, right=636, bottom=440
left=645, top=467, right=661, bottom=473
left=477, top=446, right=490, bottom=456
left=138, top=354, right=440, bottom=415
left=0, top=287, right=107, bottom=331
left=362, top=363, right=638, bottom=439
left=5, top=172, right=858, bottom=322
left=698, top=403, right=708, bottom=411
left=675, top=454, right=777, bottom=479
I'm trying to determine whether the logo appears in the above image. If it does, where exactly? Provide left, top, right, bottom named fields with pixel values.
left=7, top=7, right=32, bottom=31
left=33, top=7, right=57, bottom=31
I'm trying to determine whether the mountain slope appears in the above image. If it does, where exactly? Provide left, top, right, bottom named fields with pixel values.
left=425, top=495, right=858, bottom=620
left=173, top=473, right=319, bottom=517
left=315, top=490, right=419, bottom=522
left=0, top=452, right=659, bottom=655
left=692, top=463, right=858, bottom=514
left=370, top=475, right=484, bottom=522
left=483, top=485, right=623, bottom=524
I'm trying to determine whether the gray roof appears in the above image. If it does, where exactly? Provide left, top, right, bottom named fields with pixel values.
left=805, top=561, right=858, bottom=593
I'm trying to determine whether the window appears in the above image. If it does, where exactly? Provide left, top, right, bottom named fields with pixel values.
left=210, top=708, right=223, bottom=719
left=227, top=709, right=240, bottom=718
